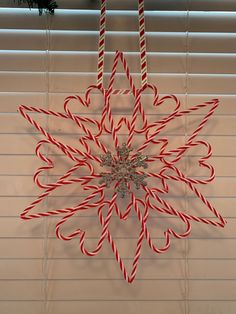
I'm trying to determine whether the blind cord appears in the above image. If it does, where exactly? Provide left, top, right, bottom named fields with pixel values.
left=42, top=12, right=51, bottom=314
left=184, top=0, right=190, bottom=313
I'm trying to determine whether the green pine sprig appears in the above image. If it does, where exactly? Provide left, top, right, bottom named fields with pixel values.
left=16, top=0, right=58, bottom=15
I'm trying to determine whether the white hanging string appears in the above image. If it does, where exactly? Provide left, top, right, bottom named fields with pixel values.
left=42, top=12, right=51, bottom=314
left=184, top=0, right=190, bottom=313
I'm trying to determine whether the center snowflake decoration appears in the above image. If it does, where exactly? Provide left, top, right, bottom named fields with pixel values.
left=100, top=143, right=148, bottom=198
left=18, top=0, right=226, bottom=283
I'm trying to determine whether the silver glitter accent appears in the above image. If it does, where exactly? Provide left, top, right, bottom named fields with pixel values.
left=99, top=143, right=148, bottom=198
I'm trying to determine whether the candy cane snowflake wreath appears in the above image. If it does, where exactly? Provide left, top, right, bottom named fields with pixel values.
left=18, top=0, right=226, bottom=283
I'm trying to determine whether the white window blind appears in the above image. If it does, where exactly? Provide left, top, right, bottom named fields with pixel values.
left=0, top=1, right=235, bottom=314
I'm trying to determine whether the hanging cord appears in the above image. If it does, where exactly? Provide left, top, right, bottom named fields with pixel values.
left=138, top=0, right=148, bottom=88
left=184, top=1, right=190, bottom=313
left=97, top=0, right=106, bottom=87
left=96, top=0, right=148, bottom=89
left=42, top=12, right=51, bottom=314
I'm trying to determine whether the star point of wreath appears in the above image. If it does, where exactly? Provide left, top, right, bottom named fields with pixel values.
left=18, top=51, right=226, bottom=283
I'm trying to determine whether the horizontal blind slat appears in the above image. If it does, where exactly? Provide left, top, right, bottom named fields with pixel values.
left=1, top=301, right=236, bottom=314
left=0, top=197, right=235, bottom=218
left=0, top=238, right=235, bottom=259
left=0, top=113, right=235, bottom=136
left=1, top=31, right=236, bottom=53
left=1, top=259, right=236, bottom=280
left=0, top=72, right=235, bottom=93
left=1, top=0, right=236, bottom=11
left=0, top=10, right=236, bottom=33
left=0, top=280, right=183, bottom=300
left=0, top=301, right=184, bottom=314
left=0, top=155, right=235, bottom=177
left=1, top=93, right=236, bottom=115
left=0, top=216, right=235, bottom=238
left=0, top=175, right=235, bottom=197
left=0, top=134, right=235, bottom=155
left=1, top=52, right=236, bottom=74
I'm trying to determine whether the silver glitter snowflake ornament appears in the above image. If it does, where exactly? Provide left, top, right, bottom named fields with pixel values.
left=99, top=143, right=148, bottom=197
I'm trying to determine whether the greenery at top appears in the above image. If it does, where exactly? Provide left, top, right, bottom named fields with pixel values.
left=16, top=0, right=58, bottom=15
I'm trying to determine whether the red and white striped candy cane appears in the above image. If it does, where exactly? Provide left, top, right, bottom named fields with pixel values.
left=97, top=0, right=148, bottom=90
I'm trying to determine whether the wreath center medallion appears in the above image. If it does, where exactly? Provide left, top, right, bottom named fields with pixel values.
left=99, top=143, right=148, bottom=198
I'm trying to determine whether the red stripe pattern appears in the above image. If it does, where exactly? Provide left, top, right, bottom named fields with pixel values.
left=18, top=1, right=226, bottom=283
left=97, top=0, right=106, bottom=87
left=138, top=0, right=148, bottom=87
left=97, top=0, right=148, bottom=88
